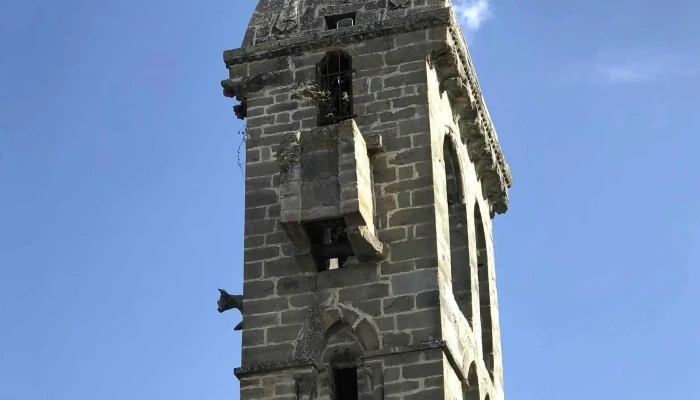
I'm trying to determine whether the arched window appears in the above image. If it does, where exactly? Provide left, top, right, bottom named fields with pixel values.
left=444, top=137, right=462, bottom=206
left=444, top=136, right=472, bottom=325
left=475, top=203, right=494, bottom=378
left=317, top=51, right=354, bottom=126
left=464, top=362, right=480, bottom=400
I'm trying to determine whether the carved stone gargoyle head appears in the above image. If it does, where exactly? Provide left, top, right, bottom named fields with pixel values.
left=217, top=289, right=244, bottom=331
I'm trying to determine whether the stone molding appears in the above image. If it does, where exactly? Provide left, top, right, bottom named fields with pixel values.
left=221, top=71, right=285, bottom=119
left=427, top=32, right=512, bottom=216
left=234, top=340, right=466, bottom=383
left=222, top=7, right=452, bottom=67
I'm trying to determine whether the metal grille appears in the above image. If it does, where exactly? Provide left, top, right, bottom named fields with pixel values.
left=317, top=51, right=354, bottom=126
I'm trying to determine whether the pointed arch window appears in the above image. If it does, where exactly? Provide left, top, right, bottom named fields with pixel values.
left=444, top=135, right=473, bottom=326
left=475, top=203, right=494, bottom=378
left=317, top=51, right=354, bottom=126
left=444, top=137, right=463, bottom=205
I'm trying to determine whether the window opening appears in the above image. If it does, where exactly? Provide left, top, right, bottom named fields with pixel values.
left=444, top=138, right=462, bottom=205
left=317, top=52, right=354, bottom=127
left=325, top=13, right=356, bottom=30
left=444, top=137, right=472, bottom=325
left=332, top=367, right=358, bottom=400
left=475, top=204, right=494, bottom=378
left=303, top=218, right=355, bottom=272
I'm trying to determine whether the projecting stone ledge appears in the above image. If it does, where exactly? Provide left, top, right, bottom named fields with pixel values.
left=277, top=119, right=386, bottom=270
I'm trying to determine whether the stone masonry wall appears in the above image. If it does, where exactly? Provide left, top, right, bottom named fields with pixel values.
left=425, top=56, right=503, bottom=400
left=231, top=17, right=505, bottom=400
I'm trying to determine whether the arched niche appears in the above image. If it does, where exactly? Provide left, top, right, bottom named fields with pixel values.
left=443, top=132, right=473, bottom=326
left=464, top=361, right=480, bottom=400
left=316, top=50, right=354, bottom=126
left=475, top=202, right=494, bottom=378
left=315, top=317, right=379, bottom=400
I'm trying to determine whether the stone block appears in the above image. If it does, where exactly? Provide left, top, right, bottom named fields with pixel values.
left=280, top=309, right=306, bottom=325
left=289, top=292, right=331, bottom=308
left=245, top=297, right=289, bottom=315
left=240, top=387, right=273, bottom=400
left=264, top=231, right=288, bottom=245
left=245, top=176, right=273, bottom=191
left=243, top=279, right=275, bottom=299
left=403, top=388, right=444, bottom=400
left=388, top=206, right=434, bottom=227
left=276, top=275, right=316, bottom=295
left=245, top=206, right=267, bottom=221
left=384, top=177, right=433, bottom=194
left=381, top=260, right=415, bottom=275
left=384, top=380, right=420, bottom=395
left=383, top=295, right=415, bottom=314
left=402, top=361, right=443, bottom=378
left=398, top=192, right=411, bottom=208
left=352, top=299, right=382, bottom=317
left=416, top=290, right=440, bottom=309
left=243, top=261, right=263, bottom=280
left=263, top=99, right=299, bottom=115
left=246, top=160, right=280, bottom=178
left=396, top=309, right=439, bottom=331
left=389, top=238, right=437, bottom=262
left=382, top=332, right=411, bottom=348
left=242, top=328, right=265, bottom=347
left=379, top=107, right=417, bottom=123
left=338, top=283, right=389, bottom=302
left=398, top=117, right=430, bottom=136
left=266, top=324, right=301, bottom=344
left=263, top=257, right=301, bottom=278
left=244, top=246, right=280, bottom=263
left=316, top=264, right=379, bottom=289
left=375, top=316, right=395, bottom=332
left=384, top=70, right=426, bottom=89
left=376, top=88, right=403, bottom=100
left=242, top=343, right=295, bottom=365
left=244, top=219, right=277, bottom=236
left=244, top=235, right=266, bottom=249
left=410, top=327, right=438, bottom=343
left=384, top=352, right=422, bottom=366
left=245, top=312, right=280, bottom=329
left=347, top=225, right=385, bottom=262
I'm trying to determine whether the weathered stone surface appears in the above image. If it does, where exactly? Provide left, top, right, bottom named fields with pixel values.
left=221, top=2, right=510, bottom=399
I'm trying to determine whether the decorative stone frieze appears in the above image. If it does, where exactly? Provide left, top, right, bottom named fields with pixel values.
left=224, top=7, right=452, bottom=67
left=427, top=36, right=512, bottom=216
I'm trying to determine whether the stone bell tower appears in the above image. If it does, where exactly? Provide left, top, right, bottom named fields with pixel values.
left=220, top=1, right=512, bottom=399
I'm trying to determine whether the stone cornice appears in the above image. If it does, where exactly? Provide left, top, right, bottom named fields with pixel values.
left=428, top=13, right=512, bottom=217
left=221, top=71, right=284, bottom=119
left=233, top=341, right=447, bottom=379
left=222, top=7, right=452, bottom=68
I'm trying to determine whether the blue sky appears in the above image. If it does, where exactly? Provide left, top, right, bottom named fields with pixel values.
left=0, top=0, right=698, bottom=399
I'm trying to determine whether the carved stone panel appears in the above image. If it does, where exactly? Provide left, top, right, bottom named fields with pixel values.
left=272, top=0, right=301, bottom=35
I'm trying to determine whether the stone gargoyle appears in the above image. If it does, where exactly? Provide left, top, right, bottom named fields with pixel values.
left=217, top=289, right=243, bottom=331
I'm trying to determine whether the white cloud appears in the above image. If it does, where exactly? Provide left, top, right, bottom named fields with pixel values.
left=452, top=0, right=493, bottom=32
left=560, top=48, right=700, bottom=85
left=595, top=63, right=664, bottom=84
